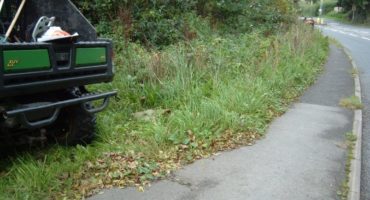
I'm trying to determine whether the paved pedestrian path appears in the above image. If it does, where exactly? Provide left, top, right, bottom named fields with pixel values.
left=90, top=45, right=354, bottom=200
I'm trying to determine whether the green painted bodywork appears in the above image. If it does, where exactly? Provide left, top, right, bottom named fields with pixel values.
left=3, top=49, right=51, bottom=73
left=76, top=47, right=107, bottom=66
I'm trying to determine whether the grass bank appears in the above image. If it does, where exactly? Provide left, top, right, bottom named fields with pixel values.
left=0, top=23, right=328, bottom=199
left=324, top=12, right=370, bottom=28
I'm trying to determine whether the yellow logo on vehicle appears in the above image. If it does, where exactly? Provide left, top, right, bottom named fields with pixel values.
left=100, top=55, right=106, bottom=61
left=7, top=59, right=19, bottom=69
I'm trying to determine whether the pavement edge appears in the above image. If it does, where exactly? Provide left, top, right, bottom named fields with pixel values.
left=343, top=48, right=363, bottom=200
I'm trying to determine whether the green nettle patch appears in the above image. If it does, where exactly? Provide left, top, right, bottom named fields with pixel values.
left=0, top=23, right=328, bottom=199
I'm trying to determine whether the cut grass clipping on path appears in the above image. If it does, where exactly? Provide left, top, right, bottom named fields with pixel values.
left=0, top=24, right=328, bottom=199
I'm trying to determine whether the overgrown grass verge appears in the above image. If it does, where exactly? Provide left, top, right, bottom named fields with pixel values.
left=0, top=23, right=328, bottom=199
left=326, top=11, right=349, bottom=21
left=324, top=12, right=354, bottom=25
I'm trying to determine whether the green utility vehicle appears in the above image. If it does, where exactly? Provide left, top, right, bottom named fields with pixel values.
left=0, top=0, right=116, bottom=147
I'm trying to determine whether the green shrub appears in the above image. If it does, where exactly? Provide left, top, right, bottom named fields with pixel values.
left=72, top=0, right=295, bottom=47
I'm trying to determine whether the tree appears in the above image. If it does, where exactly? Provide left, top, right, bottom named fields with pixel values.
left=338, top=0, right=370, bottom=21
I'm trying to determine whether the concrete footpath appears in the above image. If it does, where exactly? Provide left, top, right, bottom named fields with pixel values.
left=90, top=45, right=354, bottom=200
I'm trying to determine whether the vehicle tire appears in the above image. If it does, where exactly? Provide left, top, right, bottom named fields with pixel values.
left=49, top=104, right=96, bottom=146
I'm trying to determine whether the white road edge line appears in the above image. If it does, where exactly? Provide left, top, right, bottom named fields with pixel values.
left=323, top=27, right=370, bottom=41
left=343, top=47, right=362, bottom=200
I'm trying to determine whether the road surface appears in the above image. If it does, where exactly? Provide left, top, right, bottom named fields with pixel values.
left=320, top=20, right=370, bottom=200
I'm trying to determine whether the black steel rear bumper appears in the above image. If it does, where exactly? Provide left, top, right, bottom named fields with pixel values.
left=2, top=91, right=117, bottom=128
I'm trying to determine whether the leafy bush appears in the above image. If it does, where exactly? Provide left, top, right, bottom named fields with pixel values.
left=338, top=0, right=370, bottom=22
left=72, top=0, right=295, bottom=47
left=73, top=0, right=199, bottom=46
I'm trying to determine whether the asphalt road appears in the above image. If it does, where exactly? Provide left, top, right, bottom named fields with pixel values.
left=319, top=20, right=370, bottom=200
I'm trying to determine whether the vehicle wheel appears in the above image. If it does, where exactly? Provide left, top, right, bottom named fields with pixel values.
left=49, top=104, right=96, bottom=146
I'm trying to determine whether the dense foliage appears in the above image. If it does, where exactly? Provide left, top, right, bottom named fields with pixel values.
left=72, top=0, right=295, bottom=46
left=302, top=0, right=370, bottom=22
left=337, top=0, right=370, bottom=22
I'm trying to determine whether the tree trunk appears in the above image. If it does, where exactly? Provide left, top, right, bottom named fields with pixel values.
left=352, top=4, right=356, bottom=22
